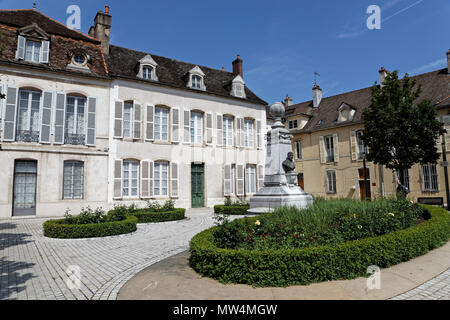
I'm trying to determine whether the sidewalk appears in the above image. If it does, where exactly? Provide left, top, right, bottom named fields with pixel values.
left=117, top=241, right=450, bottom=300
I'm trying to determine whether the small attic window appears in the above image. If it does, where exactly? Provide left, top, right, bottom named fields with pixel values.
left=67, top=50, right=90, bottom=72
left=338, top=104, right=356, bottom=123
left=16, top=24, right=50, bottom=64
left=317, top=119, right=324, bottom=126
left=187, top=66, right=206, bottom=91
left=138, top=55, right=158, bottom=81
left=231, top=75, right=246, bottom=99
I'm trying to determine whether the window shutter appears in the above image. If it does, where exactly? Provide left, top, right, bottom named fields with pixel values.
left=54, top=92, right=66, bottom=145
left=350, top=131, right=358, bottom=161
left=216, top=113, right=223, bottom=146
left=443, top=116, right=450, bottom=152
left=114, top=100, right=124, bottom=139
left=224, top=164, right=232, bottom=196
left=133, top=102, right=142, bottom=140
left=256, top=120, right=262, bottom=149
left=40, top=40, right=50, bottom=64
left=184, top=109, right=190, bottom=143
left=235, top=118, right=242, bottom=147
left=85, top=97, right=96, bottom=146
left=114, top=160, right=123, bottom=199
left=171, top=162, right=179, bottom=198
left=326, top=171, right=330, bottom=193
left=3, top=86, right=18, bottom=142
left=319, top=136, right=326, bottom=164
left=240, top=118, right=245, bottom=147
left=206, top=112, right=213, bottom=145
left=39, top=91, right=53, bottom=144
left=149, top=161, right=154, bottom=197
left=236, top=164, right=245, bottom=196
left=16, top=35, right=26, bottom=60
left=145, top=104, right=154, bottom=141
left=333, top=133, right=339, bottom=163
left=171, top=107, right=180, bottom=143
left=140, top=160, right=151, bottom=199
left=257, top=164, right=264, bottom=191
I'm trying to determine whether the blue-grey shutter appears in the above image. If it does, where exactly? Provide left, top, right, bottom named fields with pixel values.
left=114, top=100, right=123, bottom=138
left=3, top=86, right=18, bottom=142
left=16, top=35, right=26, bottom=60
left=114, top=159, right=123, bottom=199
left=86, top=97, right=96, bottom=146
left=171, top=108, right=180, bottom=143
left=145, top=104, right=154, bottom=141
left=170, top=162, right=179, bottom=198
left=54, top=92, right=66, bottom=144
left=39, top=91, right=53, bottom=144
left=40, top=40, right=50, bottom=64
left=183, top=109, right=190, bottom=143
left=133, top=103, right=141, bottom=140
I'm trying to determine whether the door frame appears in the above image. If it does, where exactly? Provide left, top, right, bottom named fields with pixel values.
left=191, top=163, right=205, bottom=208
left=12, top=159, right=38, bottom=217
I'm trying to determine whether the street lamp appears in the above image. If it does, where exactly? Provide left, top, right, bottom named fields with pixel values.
left=362, top=147, right=369, bottom=201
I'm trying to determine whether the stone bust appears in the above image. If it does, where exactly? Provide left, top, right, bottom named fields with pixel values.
left=282, top=152, right=296, bottom=173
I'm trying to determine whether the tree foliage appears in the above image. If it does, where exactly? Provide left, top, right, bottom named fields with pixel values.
left=361, top=71, right=445, bottom=172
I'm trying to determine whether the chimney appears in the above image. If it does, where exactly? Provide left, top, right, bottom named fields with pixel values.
left=284, top=94, right=293, bottom=106
left=312, top=84, right=322, bottom=108
left=90, top=6, right=112, bottom=55
left=447, top=49, right=450, bottom=74
left=232, top=54, right=243, bottom=78
left=379, top=67, right=389, bottom=87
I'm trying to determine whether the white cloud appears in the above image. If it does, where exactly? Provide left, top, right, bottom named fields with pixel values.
left=407, top=58, right=446, bottom=75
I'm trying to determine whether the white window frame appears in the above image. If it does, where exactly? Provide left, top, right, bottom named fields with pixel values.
left=244, top=119, right=254, bottom=148
left=222, top=116, right=234, bottom=146
left=422, top=164, right=439, bottom=192
left=63, top=161, right=84, bottom=200
left=295, top=140, right=302, bottom=160
left=17, top=89, right=42, bottom=135
left=245, top=164, right=257, bottom=195
left=356, top=130, right=366, bottom=160
left=142, top=66, right=154, bottom=80
left=154, top=161, right=169, bottom=197
left=231, top=164, right=236, bottom=195
left=122, top=160, right=139, bottom=198
left=326, top=170, right=337, bottom=194
left=190, top=111, right=203, bottom=144
left=25, top=39, right=41, bottom=63
left=289, top=120, right=298, bottom=130
left=154, top=106, right=169, bottom=142
left=123, top=102, right=134, bottom=138
left=65, top=95, right=87, bottom=137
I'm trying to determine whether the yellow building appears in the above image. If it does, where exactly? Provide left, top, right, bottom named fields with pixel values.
left=284, top=50, right=450, bottom=204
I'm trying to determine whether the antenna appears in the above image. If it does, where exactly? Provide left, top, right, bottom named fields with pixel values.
left=314, top=72, right=320, bottom=85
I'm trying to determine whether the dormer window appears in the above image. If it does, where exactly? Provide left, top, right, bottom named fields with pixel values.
left=16, top=24, right=50, bottom=64
left=338, top=103, right=356, bottom=123
left=137, top=55, right=158, bottom=81
left=73, top=55, right=87, bottom=66
left=67, top=50, right=90, bottom=72
left=187, top=66, right=206, bottom=91
left=231, top=75, right=246, bottom=99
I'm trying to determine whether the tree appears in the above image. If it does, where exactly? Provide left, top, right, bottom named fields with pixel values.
left=361, top=70, right=445, bottom=176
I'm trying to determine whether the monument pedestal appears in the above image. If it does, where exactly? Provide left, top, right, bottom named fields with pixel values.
left=249, top=102, right=313, bottom=214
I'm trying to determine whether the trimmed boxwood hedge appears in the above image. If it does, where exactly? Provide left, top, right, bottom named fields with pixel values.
left=190, top=205, right=450, bottom=287
left=132, top=208, right=186, bottom=223
left=214, top=205, right=250, bottom=215
left=43, top=215, right=138, bottom=239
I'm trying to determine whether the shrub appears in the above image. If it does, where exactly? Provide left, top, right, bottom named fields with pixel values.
left=132, top=208, right=185, bottom=223
left=43, top=215, right=138, bottom=239
left=189, top=204, right=450, bottom=287
left=214, top=204, right=250, bottom=215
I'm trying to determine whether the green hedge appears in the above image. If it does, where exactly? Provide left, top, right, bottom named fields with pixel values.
left=43, top=215, right=138, bottom=239
left=132, top=208, right=186, bottom=223
left=214, top=205, right=250, bottom=215
left=190, top=205, right=450, bottom=287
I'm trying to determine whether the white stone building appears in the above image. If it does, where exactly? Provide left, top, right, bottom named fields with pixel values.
left=0, top=7, right=267, bottom=218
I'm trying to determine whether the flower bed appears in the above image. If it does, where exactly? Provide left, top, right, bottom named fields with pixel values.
left=43, top=215, right=138, bottom=239
left=190, top=201, right=450, bottom=287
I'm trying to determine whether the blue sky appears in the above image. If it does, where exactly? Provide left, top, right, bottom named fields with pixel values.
left=1, top=0, right=449, bottom=105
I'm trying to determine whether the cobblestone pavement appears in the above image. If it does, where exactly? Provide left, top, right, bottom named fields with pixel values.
left=0, top=209, right=219, bottom=300
left=1, top=210, right=449, bottom=300
left=391, top=268, right=450, bottom=300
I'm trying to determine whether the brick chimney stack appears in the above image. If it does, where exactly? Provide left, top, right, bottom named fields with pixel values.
left=379, top=67, right=389, bottom=88
left=232, top=54, right=243, bottom=78
left=284, top=94, right=293, bottom=106
left=89, top=6, right=112, bottom=55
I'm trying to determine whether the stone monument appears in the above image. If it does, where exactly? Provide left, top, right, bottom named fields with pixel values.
left=248, top=102, right=313, bottom=213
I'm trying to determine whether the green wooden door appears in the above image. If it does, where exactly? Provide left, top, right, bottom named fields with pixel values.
left=191, top=164, right=204, bottom=208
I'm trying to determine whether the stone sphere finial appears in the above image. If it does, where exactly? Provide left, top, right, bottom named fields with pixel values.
left=270, top=102, right=285, bottom=119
